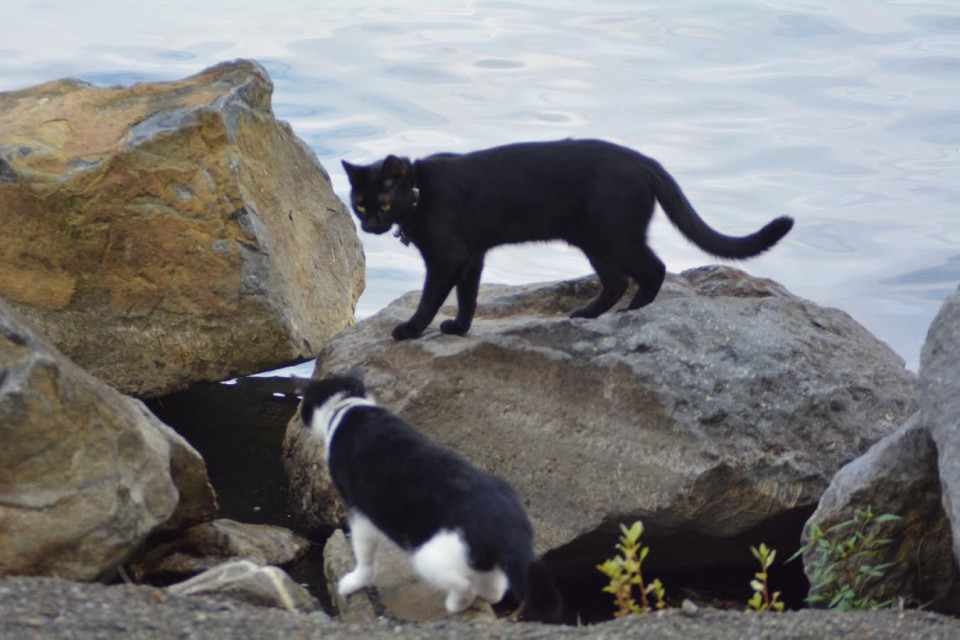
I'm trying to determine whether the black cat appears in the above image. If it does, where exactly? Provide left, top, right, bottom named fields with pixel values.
left=343, top=139, right=793, bottom=341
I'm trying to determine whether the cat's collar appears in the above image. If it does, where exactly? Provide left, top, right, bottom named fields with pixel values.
left=392, top=188, right=415, bottom=245
left=393, top=163, right=419, bottom=246
left=409, top=160, right=421, bottom=210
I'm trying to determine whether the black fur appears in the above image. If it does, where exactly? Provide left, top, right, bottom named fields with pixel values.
left=299, top=376, right=562, bottom=621
left=342, top=138, right=794, bottom=340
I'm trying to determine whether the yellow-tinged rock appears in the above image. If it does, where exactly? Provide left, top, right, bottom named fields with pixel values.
left=0, top=60, right=364, bottom=396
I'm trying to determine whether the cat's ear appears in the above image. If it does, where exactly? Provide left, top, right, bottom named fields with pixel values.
left=342, top=160, right=365, bottom=186
left=382, top=155, right=408, bottom=181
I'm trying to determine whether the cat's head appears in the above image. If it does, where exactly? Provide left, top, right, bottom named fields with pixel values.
left=342, top=155, right=417, bottom=235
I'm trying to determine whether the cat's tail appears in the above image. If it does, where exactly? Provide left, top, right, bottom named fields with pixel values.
left=650, top=160, right=793, bottom=259
left=509, top=558, right=563, bottom=623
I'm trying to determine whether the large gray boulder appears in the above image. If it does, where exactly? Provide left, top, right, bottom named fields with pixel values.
left=0, top=60, right=364, bottom=397
left=284, top=266, right=916, bottom=573
left=0, top=297, right=217, bottom=580
left=921, top=286, right=960, bottom=580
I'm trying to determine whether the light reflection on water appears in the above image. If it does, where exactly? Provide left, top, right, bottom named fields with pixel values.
left=2, top=0, right=959, bottom=370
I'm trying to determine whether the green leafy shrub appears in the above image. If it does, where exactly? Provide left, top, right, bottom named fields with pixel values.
left=597, top=520, right=666, bottom=616
left=789, top=506, right=902, bottom=610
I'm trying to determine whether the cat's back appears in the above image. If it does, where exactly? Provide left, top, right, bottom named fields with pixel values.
left=329, top=406, right=531, bottom=549
left=426, top=138, right=649, bottom=181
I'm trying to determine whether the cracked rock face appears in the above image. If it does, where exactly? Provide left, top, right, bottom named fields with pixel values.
left=0, top=298, right=217, bottom=580
left=284, top=267, right=916, bottom=570
left=0, top=60, right=364, bottom=397
left=921, top=286, right=960, bottom=586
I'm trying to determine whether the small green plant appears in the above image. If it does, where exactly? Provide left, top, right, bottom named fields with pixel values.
left=789, top=506, right=902, bottom=610
left=597, top=520, right=666, bottom=616
left=747, top=543, right=785, bottom=612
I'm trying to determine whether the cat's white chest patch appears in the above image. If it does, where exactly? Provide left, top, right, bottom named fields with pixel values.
left=307, top=393, right=375, bottom=459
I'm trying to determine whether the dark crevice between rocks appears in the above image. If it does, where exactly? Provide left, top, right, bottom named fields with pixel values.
left=143, top=376, right=333, bottom=612
left=543, top=506, right=814, bottom=624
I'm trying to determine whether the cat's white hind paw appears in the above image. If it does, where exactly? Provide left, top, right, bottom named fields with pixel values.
left=475, top=569, right=508, bottom=604
left=338, top=567, right=372, bottom=596
left=444, top=587, right=477, bottom=614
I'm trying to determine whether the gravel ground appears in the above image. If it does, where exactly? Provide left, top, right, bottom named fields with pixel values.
left=2, top=577, right=958, bottom=640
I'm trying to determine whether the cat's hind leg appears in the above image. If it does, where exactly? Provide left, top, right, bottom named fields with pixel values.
left=338, top=511, right=382, bottom=596
left=474, top=567, right=508, bottom=604
left=571, top=255, right=629, bottom=318
left=411, top=530, right=477, bottom=613
left=622, top=246, right=666, bottom=310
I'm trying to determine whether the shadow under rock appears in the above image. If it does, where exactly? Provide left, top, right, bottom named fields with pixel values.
left=144, top=377, right=333, bottom=610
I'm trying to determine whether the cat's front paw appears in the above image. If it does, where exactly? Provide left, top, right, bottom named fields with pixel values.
left=392, top=322, right=423, bottom=341
left=338, top=567, right=372, bottom=596
left=440, top=319, right=469, bottom=336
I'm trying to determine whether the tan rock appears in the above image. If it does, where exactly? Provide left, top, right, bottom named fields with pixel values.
left=132, top=519, right=311, bottom=581
left=167, top=559, right=320, bottom=614
left=0, top=60, right=364, bottom=397
left=0, top=297, right=217, bottom=580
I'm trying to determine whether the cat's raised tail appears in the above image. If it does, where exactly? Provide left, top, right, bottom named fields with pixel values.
left=650, top=160, right=794, bottom=259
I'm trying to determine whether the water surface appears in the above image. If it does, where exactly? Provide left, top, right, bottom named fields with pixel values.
left=3, top=0, right=958, bottom=370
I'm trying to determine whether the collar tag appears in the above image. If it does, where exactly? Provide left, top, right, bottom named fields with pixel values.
left=393, top=227, right=411, bottom=246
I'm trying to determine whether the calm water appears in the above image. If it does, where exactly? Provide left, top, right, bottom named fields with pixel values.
left=3, top=1, right=958, bottom=371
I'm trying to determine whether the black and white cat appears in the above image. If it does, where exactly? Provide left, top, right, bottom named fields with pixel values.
left=342, top=138, right=794, bottom=341
left=299, top=375, right=562, bottom=621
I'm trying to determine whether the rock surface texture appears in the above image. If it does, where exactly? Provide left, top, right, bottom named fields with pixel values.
left=0, top=60, right=364, bottom=397
left=801, top=413, right=958, bottom=610
left=284, top=267, right=916, bottom=576
left=132, top=519, right=310, bottom=582
left=0, top=297, right=217, bottom=580
left=921, top=286, right=960, bottom=568
left=166, top=559, right=320, bottom=614
left=798, top=284, right=960, bottom=613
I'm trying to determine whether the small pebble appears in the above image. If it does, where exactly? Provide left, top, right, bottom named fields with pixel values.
left=681, top=599, right=700, bottom=616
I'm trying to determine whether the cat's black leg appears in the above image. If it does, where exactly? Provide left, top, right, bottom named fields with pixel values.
left=393, top=260, right=464, bottom=340
left=624, top=248, right=666, bottom=310
left=440, top=258, right=484, bottom=336
left=571, top=256, right=629, bottom=318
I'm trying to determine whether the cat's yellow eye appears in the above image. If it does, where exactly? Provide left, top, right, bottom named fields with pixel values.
left=379, top=203, right=391, bottom=212
left=356, top=204, right=366, bottom=213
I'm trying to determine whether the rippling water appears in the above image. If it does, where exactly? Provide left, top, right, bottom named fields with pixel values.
left=3, top=1, right=958, bottom=370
